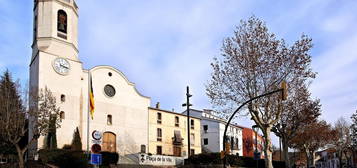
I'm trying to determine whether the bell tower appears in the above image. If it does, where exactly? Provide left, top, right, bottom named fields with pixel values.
left=32, top=0, right=79, bottom=61
left=29, top=0, right=84, bottom=156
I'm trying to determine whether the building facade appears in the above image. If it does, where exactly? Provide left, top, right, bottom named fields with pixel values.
left=242, top=127, right=264, bottom=159
left=148, top=106, right=201, bottom=157
left=29, top=0, right=151, bottom=160
left=182, top=109, right=243, bottom=156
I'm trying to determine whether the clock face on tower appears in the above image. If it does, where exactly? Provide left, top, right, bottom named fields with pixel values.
left=52, top=57, right=71, bottom=75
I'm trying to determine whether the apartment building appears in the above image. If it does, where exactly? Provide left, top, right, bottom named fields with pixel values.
left=182, top=109, right=243, bottom=156
left=148, top=106, right=201, bottom=157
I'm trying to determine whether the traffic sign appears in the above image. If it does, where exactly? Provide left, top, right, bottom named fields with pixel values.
left=90, top=153, right=102, bottom=165
left=92, top=130, right=102, bottom=140
left=92, top=139, right=102, bottom=144
left=91, top=144, right=101, bottom=153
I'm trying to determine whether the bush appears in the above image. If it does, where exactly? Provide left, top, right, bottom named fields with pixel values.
left=38, top=149, right=88, bottom=168
left=100, top=151, right=119, bottom=166
left=186, top=153, right=285, bottom=168
left=71, top=127, right=82, bottom=151
left=62, top=144, right=72, bottom=150
left=187, top=153, right=222, bottom=165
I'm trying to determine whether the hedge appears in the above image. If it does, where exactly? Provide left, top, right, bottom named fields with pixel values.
left=38, top=149, right=88, bottom=168
left=100, top=151, right=119, bottom=166
left=38, top=149, right=119, bottom=168
left=186, top=153, right=285, bottom=168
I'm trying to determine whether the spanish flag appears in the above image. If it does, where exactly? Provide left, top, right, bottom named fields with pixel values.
left=89, top=74, right=95, bottom=120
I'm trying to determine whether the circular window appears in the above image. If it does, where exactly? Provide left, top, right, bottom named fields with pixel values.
left=108, top=72, right=112, bottom=77
left=104, top=84, right=116, bottom=97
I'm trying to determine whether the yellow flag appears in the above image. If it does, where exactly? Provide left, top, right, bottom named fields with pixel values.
left=89, top=74, right=95, bottom=119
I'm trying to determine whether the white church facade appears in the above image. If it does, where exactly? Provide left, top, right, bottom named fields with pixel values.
left=29, top=0, right=151, bottom=160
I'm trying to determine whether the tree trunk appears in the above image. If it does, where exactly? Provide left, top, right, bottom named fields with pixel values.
left=15, top=144, right=25, bottom=168
left=282, top=136, right=291, bottom=168
left=305, top=149, right=310, bottom=168
left=310, top=151, right=315, bottom=167
left=352, top=150, right=355, bottom=168
left=263, top=127, right=274, bottom=168
left=338, top=151, right=343, bottom=168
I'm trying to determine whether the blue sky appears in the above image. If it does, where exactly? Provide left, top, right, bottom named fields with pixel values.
left=1, top=0, right=357, bottom=134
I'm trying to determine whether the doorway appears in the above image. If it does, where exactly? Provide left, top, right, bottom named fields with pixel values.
left=173, top=146, right=181, bottom=156
left=102, top=132, right=116, bottom=152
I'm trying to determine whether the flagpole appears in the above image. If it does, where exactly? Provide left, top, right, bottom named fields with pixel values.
left=87, top=71, right=90, bottom=156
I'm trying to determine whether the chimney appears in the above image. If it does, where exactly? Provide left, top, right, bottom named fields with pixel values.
left=156, top=102, right=160, bottom=109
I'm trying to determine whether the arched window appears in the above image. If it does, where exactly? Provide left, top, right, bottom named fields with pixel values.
left=60, top=94, right=65, bottom=102
left=175, top=116, right=179, bottom=127
left=107, top=115, right=112, bottom=125
left=57, top=10, right=67, bottom=34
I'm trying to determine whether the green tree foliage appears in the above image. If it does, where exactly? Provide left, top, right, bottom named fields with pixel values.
left=44, top=115, right=58, bottom=149
left=0, top=70, right=61, bottom=168
left=0, top=70, right=27, bottom=168
left=71, top=127, right=82, bottom=151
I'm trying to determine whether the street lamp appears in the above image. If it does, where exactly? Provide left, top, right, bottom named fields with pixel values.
left=182, top=86, right=192, bottom=159
left=221, top=80, right=288, bottom=167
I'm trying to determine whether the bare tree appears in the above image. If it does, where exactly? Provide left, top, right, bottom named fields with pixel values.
left=0, top=70, right=61, bottom=168
left=290, top=120, right=334, bottom=168
left=273, top=83, right=321, bottom=168
left=350, top=111, right=357, bottom=167
left=206, top=16, right=315, bottom=168
left=333, top=117, right=352, bottom=168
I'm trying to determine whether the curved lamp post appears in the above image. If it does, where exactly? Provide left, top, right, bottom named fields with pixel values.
left=222, top=81, right=287, bottom=167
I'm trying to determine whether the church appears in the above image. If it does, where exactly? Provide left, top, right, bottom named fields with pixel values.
left=29, top=0, right=203, bottom=165
left=29, top=0, right=152, bottom=161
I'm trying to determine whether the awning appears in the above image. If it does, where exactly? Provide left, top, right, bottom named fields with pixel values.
left=173, top=130, right=183, bottom=145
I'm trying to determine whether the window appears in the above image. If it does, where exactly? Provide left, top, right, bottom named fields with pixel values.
left=190, top=119, right=194, bottom=129
left=190, top=133, right=195, bottom=145
left=104, top=85, right=116, bottom=97
left=175, top=116, right=179, bottom=127
left=60, top=111, right=65, bottom=121
left=235, top=138, right=239, bottom=150
left=231, top=137, right=234, bottom=149
left=107, top=115, right=112, bottom=125
left=203, top=138, right=208, bottom=145
left=157, top=113, right=162, bottom=124
left=156, top=146, right=162, bottom=155
left=60, top=94, right=65, bottom=102
left=203, top=125, right=208, bottom=133
left=57, top=10, right=67, bottom=34
left=108, top=72, right=112, bottom=77
left=157, top=128, right=162, bottom=141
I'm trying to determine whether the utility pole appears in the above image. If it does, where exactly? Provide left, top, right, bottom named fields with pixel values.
left=182, top=86, right=192, bottom=158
